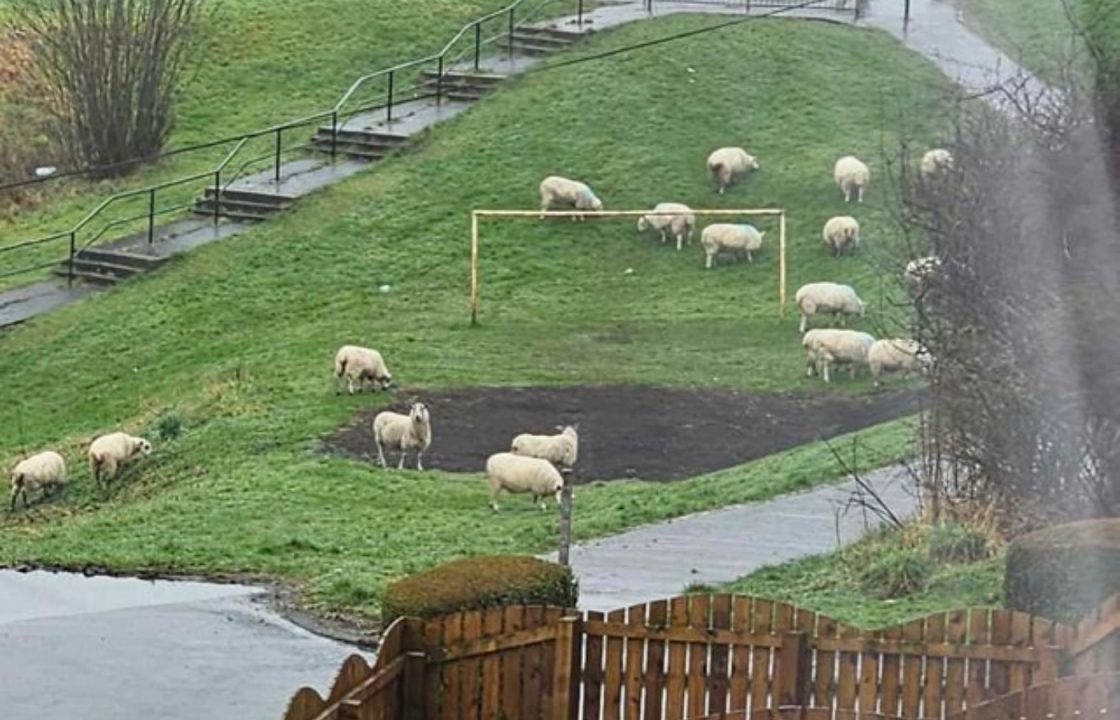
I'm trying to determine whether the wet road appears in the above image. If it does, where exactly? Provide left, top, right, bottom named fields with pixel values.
left=0, top=571, right=362, bottom=720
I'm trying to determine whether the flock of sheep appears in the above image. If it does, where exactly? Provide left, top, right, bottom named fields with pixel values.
left=333, top=344, right=574, bottom=511
left=6, top=146, right=951, bottom=513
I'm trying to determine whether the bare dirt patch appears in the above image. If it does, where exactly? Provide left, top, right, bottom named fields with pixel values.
left=325, top=385, right=921, bottom=482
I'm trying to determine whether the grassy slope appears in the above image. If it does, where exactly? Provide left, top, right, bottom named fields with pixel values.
left=0, top=16, right=949, bottom=616
left=0, top=0, right=513, bottom=257
left=722, top=527, right=1004, bottom=628
left=953, top=0, right=1086, bottom=79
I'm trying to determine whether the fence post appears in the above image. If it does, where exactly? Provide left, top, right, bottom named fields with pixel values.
left=387, top=71, right=395, bottom=123
left=330, top=111, right=338, bottom=161
left=274, top=128, right=282, bottom=184
left=436, top=56, right=444, bottom=105
left=67, top=231, right=76, bottom=288
left=402, top=651, right=426, bottom=720
left=776, top=631, right=810, bottom=706
left=558, top=478, right=573, bottom=566
left=474, top=21, right=481, bottom=70
left=903, top=0, right=910, bottom=24
left=147, top=188, right=156, bottom=244
left=551, top=616, right=581, bottom=720
left=212, top=172, right=220, bottom=225
left=508, top=8, right=514, bottom=62
left=578, top=0, right=584, bottom=26
left=470, top=211, right=480, bottom=325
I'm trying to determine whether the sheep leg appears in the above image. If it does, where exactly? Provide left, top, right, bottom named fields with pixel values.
left=799, top=314, right=808, bottom=334
left=416, top=450, right=424, bottom=472
left=490, top=485, right=501, bottom=512
left=9, top=484, right=20, bottom=511
left=375, top=436, right=387, bottom=468
left=747, top=250, right=753, bottom=264
left=705, top=252, right=713, bottom=270
left=858, top=187, right=864, bottom=203
left=822, top=361, right=832, bottom=383
left=676, top=234, right=682, bottom=252
left=397, top=448, right=406, bottom=470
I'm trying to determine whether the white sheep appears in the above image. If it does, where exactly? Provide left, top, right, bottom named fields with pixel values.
left=700, top=223, right=765, bottom=269
left=511, top=425, right=579, bottom=469
left=485, top=452, right=565, bottom=511
left=372, top=401, right=432, bottom=471
left=88, top=432, right=152, bottom=488
left=9, top=450, right=66, bottom=510
left=803, top=329, right=876, bottom=383
left=869, top=338, right=932, bottom=387
left=822, top=216, right=860, bottom=256
left=920, top=148, right=954, bottom=179
left=707, top=147, right=759, bottom=194
left=538, top=175, right=603, bottom=221
left=905, top=256, right=942, bottom=297
left=834, top=156, right=870, bottom=203
left=334, top=345, right=392, bottom=395
left=637, top=203, right=696, bottom=251
left=795, top=281, right=866, bottom=333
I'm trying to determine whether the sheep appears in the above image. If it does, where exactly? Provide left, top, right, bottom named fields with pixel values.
left=9, top=450, right=66, bottom=510
left=334, top=345, right=392, bottom=395
left=905, top=256, right=942, bottom=298
left=88, top=432, right=152, bottom=489
left=707, top=147, right=759, bottom=194
left=803, top=329, right=875, bottom=383
left=821, top=216, right=860, bottom=256
left=538, top=175, right=603, bottom=221
left=700, top=223, right=765, bottom=269
left=485, top=452, right=565, bottom=511
left=868, top=338, right=932, bottom=387
left=920, top=148, right=953, bottom=179
left=372, top=400, right=432, bottom=471
left=794, top=281, right=866, bottom=333
left=637, top=203, right=696, bottom=251
left=834, top=156, right=870, bottom=203
left=511, top=425, right=579, bottom=469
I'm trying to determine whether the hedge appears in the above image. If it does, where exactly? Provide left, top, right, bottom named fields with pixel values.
left=1005, top=518, right=1120, bottom=624
left=382, top=555, right=579, bottom=622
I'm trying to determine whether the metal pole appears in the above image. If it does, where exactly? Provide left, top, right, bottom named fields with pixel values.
left=779, top=210, right=787, bottom=318
left=147, top=189, right=155, bottom=244
left=213, top=172, right=220, bottom=224
left=578, top=0, right=584, bottom=26
left=436, top=56, right=444, bottom=105
left=903, top=0, right=910, bottom=24
left=67, top=231, right=75, bottom=288
left=508, top=8, right=514, bottom=62
left=387, top=71, right=394, bottom=122
left=558, top=479, right=573, bottom=567
left=470, top=211, right=480, bottom=325
left=274, top=128, right=282, bottom=184
left=330, top=110, right=338, bottom=161
left=474, top=22, right=481, bottom=71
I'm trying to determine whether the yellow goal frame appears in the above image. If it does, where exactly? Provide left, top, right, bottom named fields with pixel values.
left=469, top=208, right=788, bottom=325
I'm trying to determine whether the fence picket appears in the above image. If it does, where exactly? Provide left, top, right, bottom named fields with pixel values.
left=501, top=606, right=525, bottom=720
left=443, top=612, right=465, bottom=720
left=583, top=610, right=606, bottom=720
left=709, top=595, right=733, bottom=716
left=666, top=597, right=690, bottom=720
left=604, top=608, right=626, bottom=720
left=879, top=625, right=902, bottom=717
left=751, top=600, right=774, bottom=715
left=900, top=619, right=924, bottom=719
left=921, top=615, right=944, bottom=720
left=688, top=595, right=713, bottom=719
left=625, top=603, right=647, bottom=720
left=945, top=611, right=967, bottom=716
left=522, top=606, right=545, bottom=720
left=730, top=596, right=754, bottom=713
left=966, top=609, right=990, bottom=708
left=814, top=614, right=838, bottom=711
left=481, top=608, right=504, bottom=719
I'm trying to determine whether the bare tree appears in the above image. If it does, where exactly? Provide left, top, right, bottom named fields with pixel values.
left=14, top=0, right=202, bottom=178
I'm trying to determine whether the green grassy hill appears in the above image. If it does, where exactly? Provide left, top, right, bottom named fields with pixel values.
left=0, top=16, right=950, bottom=617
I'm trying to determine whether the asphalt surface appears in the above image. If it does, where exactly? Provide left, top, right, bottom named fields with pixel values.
left=0, top=571, right=363, bottom=720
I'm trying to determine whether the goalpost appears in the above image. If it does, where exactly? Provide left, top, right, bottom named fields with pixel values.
left=469, top=208, right=788, bottom=326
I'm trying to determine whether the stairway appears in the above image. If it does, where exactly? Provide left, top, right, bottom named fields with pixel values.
left=53, top=248, right=167, bottom=286
left=308, top=127, right=410, bottom=162
left=499, top=26, right=583, bottom=56
left=193, top=188, right=295, bottom=222
left=419, top=70, right=506, bottom=103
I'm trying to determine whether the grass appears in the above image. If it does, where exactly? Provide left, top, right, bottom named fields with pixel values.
left=952, top=0, right=1090, bottom=80
left=721, top=523, right=1004, bottom=628
left=0, top=15, right=950, bottom=617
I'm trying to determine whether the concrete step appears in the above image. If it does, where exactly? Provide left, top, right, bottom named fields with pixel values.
left=515, top=26, right=583, bottom=43
left=420, top=69, right=506, bottom=86
left=499, top=38, right=564, bottom=56
left=202, top=188, right=295, bottom=208
left=509, top=29, right=576, bottom=47
left=192, top=200, right=276, bottom=222
left=309, top=140, right=390, bottom=161
left=312, top=127, right=409, bottom=147
left=74, top=248, right=165, bottom=271
left=53, top=266, right=124, bottom=285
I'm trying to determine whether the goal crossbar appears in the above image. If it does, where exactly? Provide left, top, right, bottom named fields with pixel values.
left=469, top=208, right=788, bottom=325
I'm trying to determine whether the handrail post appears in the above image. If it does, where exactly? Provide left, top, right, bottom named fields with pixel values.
left=578, top=0, right=584, bottom=26
left=474, top=21, right=481, bottom=71
left=67, top=231, right=76, bottom=288
left=148, top=189, right=156, bottom=244
left=508, top=7, right=514, bottom=62
left=274, top=128, right=282, bottom=184
left=330, top=111, right=338, bottom=162
left=387, top=71, right=395, bottom=122
left=436, top=56, right=444, bottom=105
left=212, top=172, right=220, bottom=225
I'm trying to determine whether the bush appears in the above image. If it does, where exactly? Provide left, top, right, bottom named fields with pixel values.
left=154, top=413, right=183, bottom=441
left=858, top=546, right=935, bottom=599
left=1006, top=519, right=1120, bottom=624
left=381, top=555, right=578, bottom=622
left=928, top=523, right=991, bottom=564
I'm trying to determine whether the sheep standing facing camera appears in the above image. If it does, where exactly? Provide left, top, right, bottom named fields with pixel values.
left=373, top=401, right=432, bottom=471
left=9, top=450, right=66, bottom=510
left=88, top=432, right=152, bottom=488
left=822, top=216, right=860, bottom=256
left=834, top=156, right=870, bottom=203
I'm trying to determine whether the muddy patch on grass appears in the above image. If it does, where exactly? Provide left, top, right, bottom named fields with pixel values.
left=325, top=385, right=921, bottom=482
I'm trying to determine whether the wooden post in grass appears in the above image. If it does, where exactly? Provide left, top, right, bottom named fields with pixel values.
left=558, top=475, right=573, bottom=567
left=779, top=209, right=787, bottom=318
left=470, top=211, right=480, bottom=326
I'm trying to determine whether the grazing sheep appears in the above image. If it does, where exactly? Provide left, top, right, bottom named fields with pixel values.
left=88, top=432, right=152, bottom=488
left=373, top=401, right=432, bottom=471
left=538, top=176, right=603, bottom=221
left=869, top=338, right=932, bottom=387
left=511, top=425, right=579, bottom=469
left=834, top=156, right=870, bottom=203
left=803, top=329, right=876, bottom=383
left=485, top=452, right=565, bottom=511
left=707, top=147, right=759, bottom=194
left=794, top=281, right=866, bottom=333
left=334, top=345, right=392, bottom=395
left=822, top=216, right=860, bottom=256
left=905, top=256, right=942, bottom=298
left=9, top=450, right=66, bottom=510
left=700, top=223, right=765, bottom=269
left=920, top=148, right=953, bottom=179
left=637, top=203, right=696, bottom=251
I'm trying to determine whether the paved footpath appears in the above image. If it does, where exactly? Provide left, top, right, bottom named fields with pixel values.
left=546, top=464, right=916, bottom=611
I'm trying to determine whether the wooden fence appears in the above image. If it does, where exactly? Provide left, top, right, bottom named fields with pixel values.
left=945, top=671, right=1120, bottom=720
left=281, top=592, right=1120, bottom=720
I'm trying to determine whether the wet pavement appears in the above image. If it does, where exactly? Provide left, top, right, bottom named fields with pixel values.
left=0, top=570, right=362, bottom=720
left=545, top=464, right=916, bottom=611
